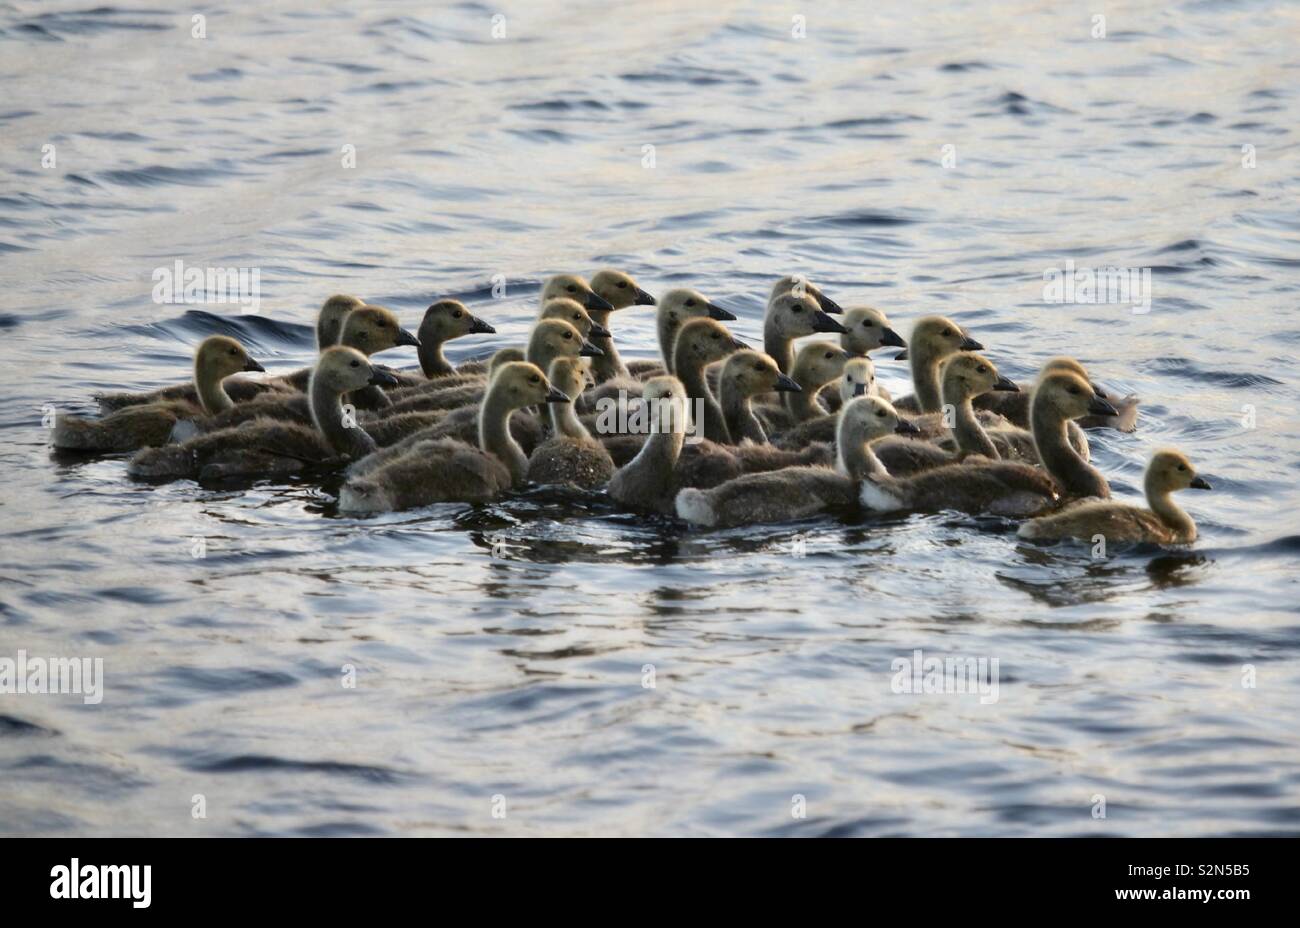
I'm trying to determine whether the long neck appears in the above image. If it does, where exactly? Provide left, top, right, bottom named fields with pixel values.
left=418, top=335, right=453, bottom=378
left=785, top=372, right=826, bottom=421
left=911, top=346, right=944, bottom=413
left=722, top=385, right=764, bottom=444
left=1146, top=476, right=1194, bottom=536
left=837, top=431, right=889, bottom=480
left=310, top=375, right=377, bottom=458
left=658, top=317, right=679, bottom=374
left=945, top=384, right=998, bottom=459
left=764, top=316, right=794, bottom=373
left=677, top=356, right=726, bottom=443
left=587, top=309, right=627, bottom=381
left=479, top=387, right=528, bottom=486
left=1032, top=396, right=1108, bottom=498
left=195, top=364, right=234, bottom=415
left=550, top=400, right=588, bottom=440
left=620, top=418, right=684, bottom=498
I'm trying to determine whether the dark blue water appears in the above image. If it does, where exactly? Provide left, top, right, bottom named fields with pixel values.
left=1, top=1, right=1298, bottom=836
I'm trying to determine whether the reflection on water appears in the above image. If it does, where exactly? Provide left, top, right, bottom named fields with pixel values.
left=2, top=0, right=1299, bottom=836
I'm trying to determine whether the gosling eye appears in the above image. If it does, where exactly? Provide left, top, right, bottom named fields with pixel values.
left=453, top=310, right=463, bottom=319
left=1177, top=464, right=1187, bottom=472
left=876, top=410, right=885, bottom=418
left=573, top=313, right=581, bottom=321
left=228, top=348, right=238, bottom=356
left=530, top=375, right=540, bottom=384
left=350, top=360, right=360, bottom=368
left=943, top=329, right=954, bottom=337
left=977, top=365, right=988, bottom=374
left=1068, top=386, right=1080, bottom=395
left=824, top=351, right=834, bottom=359
left=617, top=281, right=627, bottom=288
left=377, top=320, right=388, bottom=327
left=685, top=299, right=696, bottom=307
left=711, top=332, right=720, bottom=340
left=863, top=320, right=874, bottom=327
left=846, top=376, right=855, bottom=383
left=563, top=332, right=572, bottom=340
left=566, top=285, right=576, bottom=293
left=791, top=304, right=803, bottom=313
left=753, top=363, right=764, bottom=372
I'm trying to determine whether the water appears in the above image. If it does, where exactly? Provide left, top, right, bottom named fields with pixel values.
left=2, top=0, right=1299, bottom=836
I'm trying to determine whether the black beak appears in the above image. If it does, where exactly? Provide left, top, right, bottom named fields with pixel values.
left=368, top=368, right=399, bottom=387
left=546, top=386, right=570, bottom=404
left=243, top=358, right=266, bottom=373
left=635, top=287, right=657, bottom=306
left=993, top=375, right=1019, bottom=392
left=814, top=291, right=844, bottom=315
left=469, top=315, right=496, bottom=335
left=895, top=418, right=921, bottom=435
left=1087, top=395, right=1119, bottom=416
left=894, top=349, right=909, bottom=361
left=852, top=383, right=867, bottom=397
left=731, top=336, right=750, bottom=350
left=1090, top=383, right=1107, bottom=399
left=579, top=340, right=604, bottom=357
left=584, top=291, right=614, bottom=313
left=589, top=321, right=612, bottom=339
left=881, top=327, right=906, bottom=348
left=396, top=328, right=421, bottom=348
left=706, top=302, right=737, bottom=322
left=959, top=334, right=983, bottom=351
left=1190, top=476, right=1212, bottom=490
left=774, top=373, right=802, bottom=393
left=813, top=310, right=848, bottom=335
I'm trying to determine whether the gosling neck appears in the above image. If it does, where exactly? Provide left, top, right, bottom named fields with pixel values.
left=1146, top=473, right=1196, bottom=539
left=911, top=344, right=947, bottom=413
left=620, top=410, right=685, bottom=500
left=785, top=373, right=828, bottom=422
left=195, top=363, right=235, bottom=416
left=675, top=351, right=727, bottom=444
left=944, top=383, right=998, bottom=459
left=418, top=332, right=454, bottom=378
left=657, top=316, right=680, bottom=375
left=479, top=384, right=528, bottom=486
left=310, top=375, right=377, bottom=459
left=550, top=398, right=589, bottom=441
left=763, top=316, right=795, bottom=374
left=1031, top=395, right=1109, bottom=498
left=722, top=384, right=765, bottom=445
left=587, top=309, right=627, bottom=382
left=837, top=429, right=889, bottom=480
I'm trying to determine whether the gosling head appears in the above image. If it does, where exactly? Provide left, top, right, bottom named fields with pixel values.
left=674, top=317, right=748, bottom=371
left=314, top=346, right=400, bottom=393
left=908, top=315, right=982, bottom=362
left=768, top=275, right=843, bottom=315
left=842, top=306, right=906, bottom=355
left=547, top=356, right=589, bottom=402
left=641, top=375, right=690, bottom=433
left=1041, top=356, right=1106, bottom=399
left=540, top=297, right=610, bottom=339
left=591, top=269, right=655, bottom=310
left=490, top=361, right=569, bottom=408
left=839, top=395, right=918, bottom=447
left=766, top=293, right=848, bottom=338
left=722, top=350, right=801, bottom=398
left=339, top=305, right=420, bottom=356
left=196, top=335, right=265, bottom=381
left=419, top=299, right=495, bottom=344
left=941, top=352, right=1018, bottom=401
left=793, top=341, right=852, bottom=390
left=317, top=294, right=366, bottom=349
left=527, top=318, right=602, bottom=369
left=1035, top=371, right=1119, bottom=421
left=1146, top=449, right=1212, bottom=495
left=540, top=273, right=614, bottom=314
left=658, top=289, right=738, bottom=331
left=840, top=357, right=877, bottom=401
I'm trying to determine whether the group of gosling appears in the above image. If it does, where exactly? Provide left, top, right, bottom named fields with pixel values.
left=54, top=271, right=1212, bottom=546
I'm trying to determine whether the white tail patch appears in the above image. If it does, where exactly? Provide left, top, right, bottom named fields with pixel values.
left=859, top=479, right=903, bottom=512
left=674, top=488, right=716, bottom=526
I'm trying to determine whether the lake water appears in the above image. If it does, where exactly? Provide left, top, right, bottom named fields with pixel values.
left=2, top=0, right=1298, bottom=836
